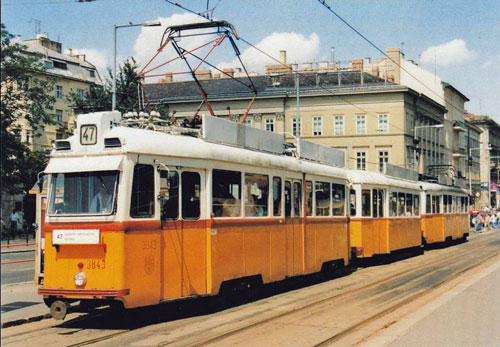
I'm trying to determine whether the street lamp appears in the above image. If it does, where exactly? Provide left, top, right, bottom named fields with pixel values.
left=112, top=20, right=162, bottom=111
left=413, top=124, right=444, bottom=172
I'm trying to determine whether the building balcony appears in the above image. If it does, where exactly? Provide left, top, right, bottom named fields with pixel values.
left=453, top=120, right=467, bottom=132
left=452, top=147, right=466, bottom=158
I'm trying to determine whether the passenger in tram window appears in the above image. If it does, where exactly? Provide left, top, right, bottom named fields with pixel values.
left=273, top=177, right=282, bottom=216
left=90, top=178, right=113, bottom=213
left=284, top=181, right=292, bottom=217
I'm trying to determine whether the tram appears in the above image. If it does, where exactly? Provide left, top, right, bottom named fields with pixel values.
left=38, top=111, right=470, bottom=319
left=420, top=182, right=469, bottom=245
left=39, top=111, right=351, bottom=319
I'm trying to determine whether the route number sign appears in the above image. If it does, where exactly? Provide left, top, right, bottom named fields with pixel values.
left=81, top=125, right=97, bottom=145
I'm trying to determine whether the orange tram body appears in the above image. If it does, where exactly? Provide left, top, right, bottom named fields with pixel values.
left=38, top=112, right=469, bottom=319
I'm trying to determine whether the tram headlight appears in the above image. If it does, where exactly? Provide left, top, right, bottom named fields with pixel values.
left=74, top=271, right=87, bottom=287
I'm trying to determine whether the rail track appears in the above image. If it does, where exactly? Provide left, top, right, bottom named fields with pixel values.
left=2, top=232, right=499, bottom=347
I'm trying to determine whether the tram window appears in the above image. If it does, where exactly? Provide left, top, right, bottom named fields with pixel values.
left=160, top=170, right=179, bottom=220
left=332, top=183, right=345, bottom=216
left=435, top=195, right=441, bottom=213
left=378, top=190, right=384, bottom=217
left=273, top=177, right=282, bottom=217
left=406, top=194, right=413, bottom=216
left=315, top=181, right=330, bottom=216
left=244, top=173, right=269, bottom=217
left=48, top=170, right=119, bottom=215
left=426, top=194, right=431, bottom=214
left=293, top=181, right=302, bottom=217
left=349, top=189, right=357, bottom=217
left=285, top=181, right=292, bottom=217
left=414, top=195, right=420, bottom=216
left=398, top=192, right=406, bottom=216
left=390, top=192, right=397, bottom=216
left=130, top=164, right=154, bottom=218
left=452, top=196, right=457, bottom=213
left=212, top=169, right=241, bottom=217
left=362, top=190, right=371, bottom=217
left=305, top=181, right=313, bottom=216
left=182, top=172, right=200, bottom=219
left=372, top=189, right=378, bottom=218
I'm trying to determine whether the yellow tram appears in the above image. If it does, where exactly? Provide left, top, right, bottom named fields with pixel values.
left=348, top=170, right=423, bottom=258
left=420, top=182, right=469, bottom=244
left=39, top=111, right=351, bottom=318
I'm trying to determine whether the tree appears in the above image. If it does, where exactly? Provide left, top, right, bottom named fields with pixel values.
left=1, top=24, right=56, bottom=195
left=68, top=57, right=142, bottom=114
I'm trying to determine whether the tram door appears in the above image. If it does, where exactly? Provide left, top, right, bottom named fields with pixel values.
left=285, top=179, right=303, bottom=276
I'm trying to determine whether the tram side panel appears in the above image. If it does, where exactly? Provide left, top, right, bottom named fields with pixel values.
left=422, top=214, right=446, bottom=244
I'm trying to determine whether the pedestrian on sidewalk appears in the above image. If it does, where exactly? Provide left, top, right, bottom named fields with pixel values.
left=9, top=210, right=20, bottom=239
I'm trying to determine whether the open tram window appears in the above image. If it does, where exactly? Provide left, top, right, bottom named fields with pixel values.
left=305, top=181, right=313, bottom=216
left=48, top=170, right=119, bottom=215
left=293, top=181, right=302, bottom=217
left=131, top=164, right=154, bottom=218
left=390, top=192, right=397, bottom=216
left=362, top=190, right=371, bottom=217
left=426, top=194, right=431, bottom=214
left=398, top=192, right=406, bottom=216
left=244, top=173, right=269, bottom=217
left=182, top=172, right=201, bottom=219
left=160, top=170, right=179, bottom=220
left=378, top=190, right=384, bottom=217
left=349, top=189, right=357, bottom=216
left=332, top=183, right=345, bottom=216
left=406, top=194, right=413, bottom=216
left=413, top=195, right=420, bottom=216
left=315, top=181, right=330, bottom=216
left=212, top=169, right=241, bottom=217
left=273, top=177, right=282, bottom=216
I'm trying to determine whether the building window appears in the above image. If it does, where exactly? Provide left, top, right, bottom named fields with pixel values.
left=334, top=115, right=344, bottom=135
left=89, top=70, right=95, bottom=78
left=378, top=151, right=389, bottom=173
left=292, top=117, right=301, bottom=137
left=312, top=116, right=323, bottom=136
left=26, top=130, right=32, bottom=144
left=356, top=115, right=366, bottom=134
left=77, top=89, right=85, bottom=99
left=265, top=118, right=275, bottom=132
left=378, top=114, right=389, bottom=133
left=356, top=151, right=367, bottom=170
left=55, top=109, right=63, bottom=122
left=53, top=60, right=67, bottom=70
left=55, top=85, right=63, bottom=99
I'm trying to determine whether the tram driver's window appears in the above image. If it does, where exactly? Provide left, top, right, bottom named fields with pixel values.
left=332, top=184, right=345, bottom=216
left=182, top=172, right=200, bottom=219
left=273, top=177, right=282, bottom=217
left=244, top=173, right=269, bottom=217
left=212, top=169, right=241, bottom=217
left=130, top=164, right=155, bottom=218
left=160, top=170, right=179, bottom=220
left=361, top=190, right=371, bottom=217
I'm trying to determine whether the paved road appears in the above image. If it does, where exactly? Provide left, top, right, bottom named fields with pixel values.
left=1, top=252, right=36, bottom=285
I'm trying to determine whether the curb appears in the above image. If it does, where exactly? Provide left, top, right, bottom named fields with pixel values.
left=1, top=249, right=35, bottom=255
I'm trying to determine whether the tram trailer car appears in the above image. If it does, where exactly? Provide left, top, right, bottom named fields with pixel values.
left=420, top=182, right=469, bottom=245
left=39, top=111, right=351, bottom=319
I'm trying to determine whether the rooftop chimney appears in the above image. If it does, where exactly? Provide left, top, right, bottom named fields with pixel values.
left=280, top=50, right=287, bottom=64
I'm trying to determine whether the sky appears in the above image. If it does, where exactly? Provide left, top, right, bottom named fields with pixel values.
left=2, top=0, right=499, bottom=119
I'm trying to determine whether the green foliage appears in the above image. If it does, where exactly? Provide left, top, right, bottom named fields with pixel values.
left=68, top=57, right=141, bottom=114
left=1, top=24, right=56, bottom=195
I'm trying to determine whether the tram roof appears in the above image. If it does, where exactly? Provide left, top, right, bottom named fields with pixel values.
left=419, top=181, right=468, bottom=195
left=48, top=125, right=349, bottom=179
left=347, top=169, right=421, bottom=190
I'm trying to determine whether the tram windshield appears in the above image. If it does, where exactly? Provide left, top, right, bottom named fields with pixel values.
left=48, top=171, right=119, bottom=215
